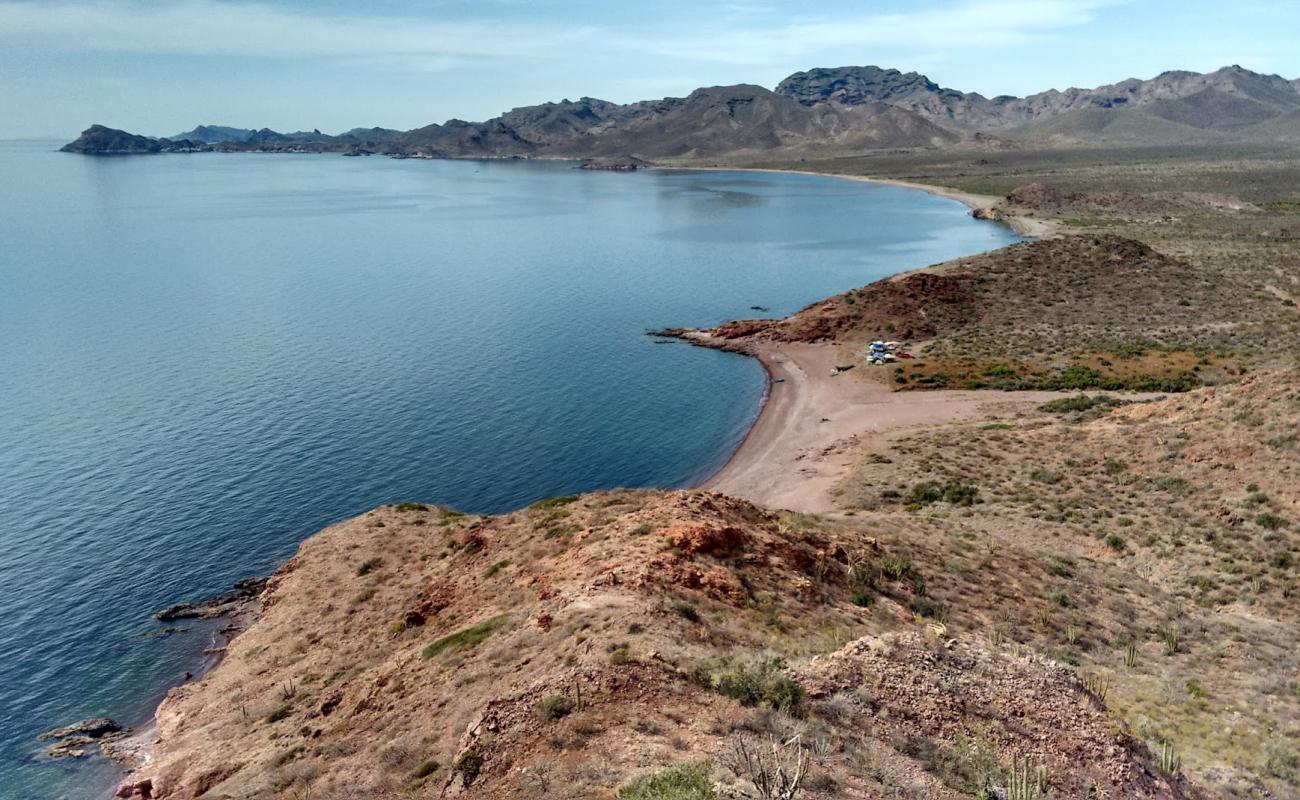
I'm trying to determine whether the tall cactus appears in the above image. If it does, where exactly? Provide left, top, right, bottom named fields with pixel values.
left=1007, top=756, right=1048, bottom=799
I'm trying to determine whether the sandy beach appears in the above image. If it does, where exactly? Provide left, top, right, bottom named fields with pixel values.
left=666, top=165, right=1059, bottom=238
left=697, top=338, right=1066, bottom=513
left=685, top=166, right=1062, bottom=512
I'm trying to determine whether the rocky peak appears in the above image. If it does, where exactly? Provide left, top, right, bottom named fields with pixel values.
left=776, top=65, right=960, bottom=106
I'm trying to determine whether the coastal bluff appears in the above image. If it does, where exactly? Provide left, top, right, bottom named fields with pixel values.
left=119, top=490, right=1205, bottom=800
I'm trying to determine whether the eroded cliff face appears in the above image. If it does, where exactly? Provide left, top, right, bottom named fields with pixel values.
left=120, top=489, right=1205, bottom=800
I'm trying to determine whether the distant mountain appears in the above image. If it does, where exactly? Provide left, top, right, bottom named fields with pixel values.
left=60, top=124, right=208, bottom=154
left=777, top=64, right=1300, bottom=135
left=172, top=125, right=257, bottom=143
left=64, top=64, right=1300, bottom=158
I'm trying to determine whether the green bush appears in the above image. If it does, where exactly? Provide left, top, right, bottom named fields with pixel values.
left=1258, top=513, right=1287, bottom=531
left=1038, top=394, right=1118, bottom=414
left=618, top=761, right=715, bottom=800
left=536, top=693, right=576, bottom=723
left=714, top=655, right=804, bottom=714
left=672, top=601, right=701, bottom=623
left=908, top=481, right=979, bottom=507
left=454, top=751, right=483, bottom=785
left=879, top=553, right=913, bottom=581
left=422, top=615, right=511, bottom=659
left=530, top=495, right=579, bottom=509
left=1030, top=468, right=1063, bottom=484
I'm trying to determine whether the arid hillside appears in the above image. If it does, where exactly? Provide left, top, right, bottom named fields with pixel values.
left=121, top=490, right=1207, bottom=800
left=833, top=370, right=1300, bottom=798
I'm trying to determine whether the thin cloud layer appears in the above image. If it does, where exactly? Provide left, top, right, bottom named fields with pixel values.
left=0, top=0, right=590, bottom=58
left=0, top=0, right=1112, bottom=65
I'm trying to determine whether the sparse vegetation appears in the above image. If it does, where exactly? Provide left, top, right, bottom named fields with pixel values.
left=537, top=693, right=576, bottom=723
left=618, top=761, right=715, bottom=800
left=530, top=495, right=580, bottom=509
left=712, top=656, right=805, bottom=715
left=672, top=601, right=701, bottom=623
left=421, top=614, right=511, bottom=659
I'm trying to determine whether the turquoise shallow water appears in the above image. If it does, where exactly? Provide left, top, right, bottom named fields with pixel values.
left=0, top=140, right=1018, bottom=798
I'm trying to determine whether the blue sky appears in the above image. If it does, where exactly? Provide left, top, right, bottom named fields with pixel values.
left=2, top=0, right=1299, bottom=138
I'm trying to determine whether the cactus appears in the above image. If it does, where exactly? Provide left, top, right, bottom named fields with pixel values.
left=1158, top=740, right=1181, bottom=774
left=1081, top=672, right=1111, bottom=704
left=1124, top=642, right=1138, bottom=669
left=1007, top=756, right=1048, bottom=800
left=1162, top=625, right=1181, bottom=656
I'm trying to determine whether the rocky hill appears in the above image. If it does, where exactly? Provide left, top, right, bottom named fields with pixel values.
left=63, top=64, right=1300, bottom=158
left=777, top=64, right=1300, bottom=137
left=60, top=125, right=208, bottom=154
left=834, top=369, right=1300, bottom=798
left=117, top=491, right=1209, bottom=800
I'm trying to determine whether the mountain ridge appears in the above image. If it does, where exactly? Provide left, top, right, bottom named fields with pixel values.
left=63, top=64, right=1300, bottom=158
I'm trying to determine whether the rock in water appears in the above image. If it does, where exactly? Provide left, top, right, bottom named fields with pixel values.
left=38, top=717, right=126, bottom=759
left=153, top=576, right=267, bottom=621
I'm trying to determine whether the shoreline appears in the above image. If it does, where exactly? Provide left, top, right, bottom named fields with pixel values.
left=96, top=163, right=1043, bottom=797
left=678, top=165, right=1056, bottom=508
left=99, top=596, right=262, bottom=799
left=657, top=164, right=1058, bottom=238
left=681, top=335, right=1071, bottom=513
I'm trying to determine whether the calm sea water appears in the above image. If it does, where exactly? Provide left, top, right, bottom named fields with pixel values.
left=0, top=139, right=1017, bottom=798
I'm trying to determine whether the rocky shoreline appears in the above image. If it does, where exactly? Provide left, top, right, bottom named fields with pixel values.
left=38, top=579, right=268, bottom=798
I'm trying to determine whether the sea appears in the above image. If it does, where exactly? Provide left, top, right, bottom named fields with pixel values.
left=0, top=139, right=1019, bottom=798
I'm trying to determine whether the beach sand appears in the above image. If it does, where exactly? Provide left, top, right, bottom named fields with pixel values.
left=700, top=339, right=1066, bottom=513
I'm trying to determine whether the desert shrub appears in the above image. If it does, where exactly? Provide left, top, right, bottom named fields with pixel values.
left=1258, top=513, right=1287, bottom=531
left=454, top=751, right=483, bottom=785
left=879, top=553, right=913, bottom=581
left=531, top=495, right=579, bottom=509
left=412, top=759, right=439, bottom=779
left=942, top=730, right=1000, bottom=797
left=356, top=557, right=383, bottom=576
left=483, top=559, right=510, bottom=578
left=394, top=502, right=429, bottom=512
left=672, top=601, right=701, bottom=623
left=618, top=761, right=715, bottom=800
left=608, top=643, right=633, bottom=665
left=1039, top=394, right=1117, bottom=414
left=1030, top=468, right=1063, bottom=484
left=422, top=615, right=511, bottom=659
left=537, top=694, right=576, bottom=723
left=908, top=481, right=979, bottom=507
left=714, top=656, right=804, bottom=714
left=265, top=704, right=292, bottom=723
left=1265, top=746, right=1300, bottom=783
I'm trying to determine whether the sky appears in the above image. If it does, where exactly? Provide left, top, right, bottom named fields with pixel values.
left=2, top=0, right=1299, bottom=138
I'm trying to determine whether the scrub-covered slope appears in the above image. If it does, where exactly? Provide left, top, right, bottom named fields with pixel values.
left=119, top=491, right=1205, bottom=800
